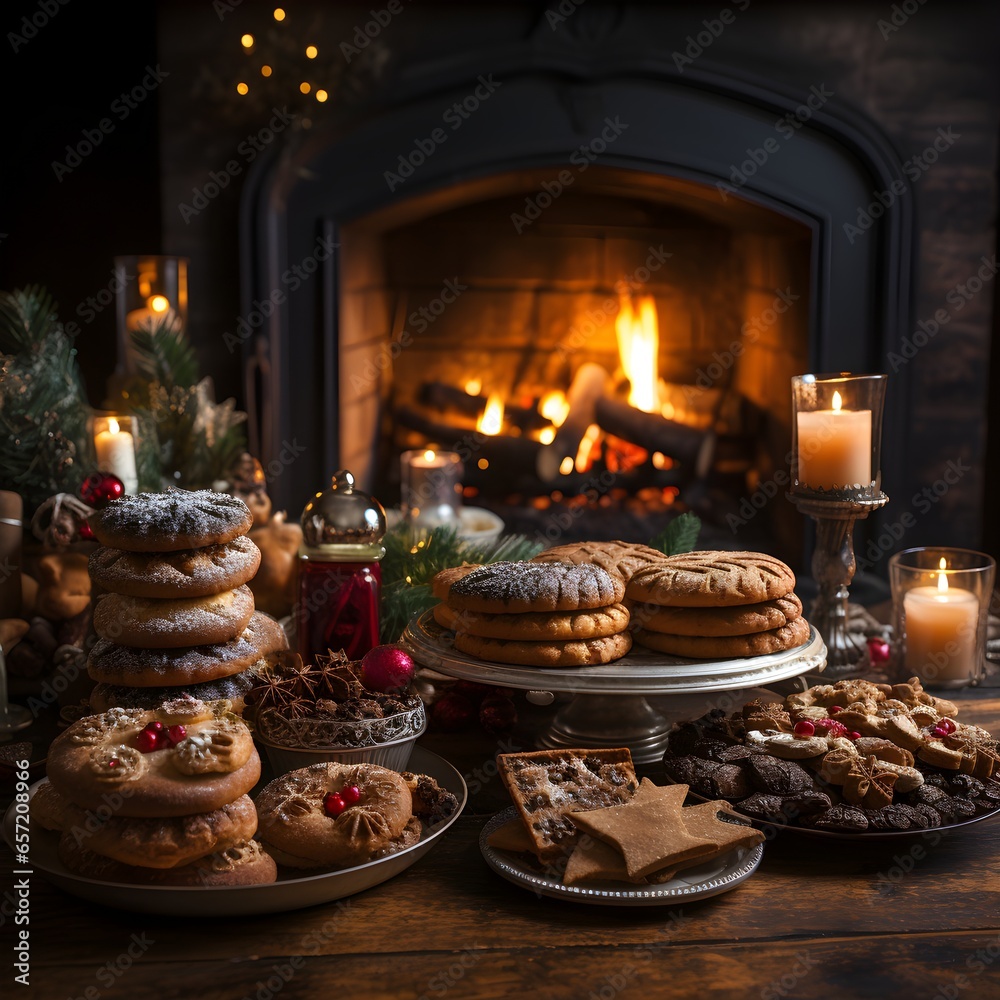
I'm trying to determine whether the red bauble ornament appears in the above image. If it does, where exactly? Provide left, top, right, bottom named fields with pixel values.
left=359, top=644, right=416, bottom=693
left=80, top=472, right=125, bottom=509
left=867, top=636, right=891, bottom=665
left=431, top=692, right=476, bottom=732
left=479, top=695, right=518, bottom=735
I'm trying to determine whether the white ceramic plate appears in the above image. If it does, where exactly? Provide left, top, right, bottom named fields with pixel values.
left=403, top=611, right=827, bottom=695
left=3, top=747, right=466, bottom=917
left=479, top=807, right=764, bottom=906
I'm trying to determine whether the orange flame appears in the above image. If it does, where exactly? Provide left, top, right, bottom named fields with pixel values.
left=615, top=295, right=660, bottom=413
left=477, top=394, right=504, bottom=436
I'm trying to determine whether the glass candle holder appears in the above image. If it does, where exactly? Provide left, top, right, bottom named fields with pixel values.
left=400, top=449, right=464, bottom=530
left=791, top=373, right=887, bottom=500
left=90, top=412, right=140, bottom=495
left=889, top=547, right=995, bottom=689
left=114, top=254, right=189, bottom=374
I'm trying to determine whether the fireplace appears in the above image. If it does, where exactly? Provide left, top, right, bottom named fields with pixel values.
left=222, top=2, right=994, bottom=570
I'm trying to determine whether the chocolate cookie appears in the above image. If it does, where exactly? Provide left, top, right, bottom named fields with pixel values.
left=448, top=561, right=625, bottom=613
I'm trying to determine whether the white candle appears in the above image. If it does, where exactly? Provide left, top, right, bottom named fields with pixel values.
left=903, top=560, right=979, bottom=685
left=95, top=417, right=138, bottom=494
left=796, top=391, right=872, bottom=490
left=401, top=449, right=463, bottom=526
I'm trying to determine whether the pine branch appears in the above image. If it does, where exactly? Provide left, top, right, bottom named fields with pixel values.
left=130, top=317, right=199, bottom=389
left=0, top=285, right=60, bottom=355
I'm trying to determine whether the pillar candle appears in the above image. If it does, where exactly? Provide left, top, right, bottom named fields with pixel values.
left=95, top=418, right=138, bottom=494
left=796, top=391, right=872, bottom=490
left=903, top=570, right=979, bottom=685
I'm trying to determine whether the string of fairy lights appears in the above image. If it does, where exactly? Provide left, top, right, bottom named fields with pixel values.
left=235, top=7, right=332, bottom=105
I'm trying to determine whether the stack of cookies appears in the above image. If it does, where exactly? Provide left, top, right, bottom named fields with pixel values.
left=85, top=490, right=288, bottom=714
left=34, top=697, right=277, bottom=885
left=531, top=539, right=668, bottom=586
left=626, top=550, right=808, bottom=659
left=431, top=560, right=632, bottom=667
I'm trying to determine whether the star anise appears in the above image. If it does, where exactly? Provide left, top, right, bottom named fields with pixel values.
left=314, top=649, right=365, bottom=701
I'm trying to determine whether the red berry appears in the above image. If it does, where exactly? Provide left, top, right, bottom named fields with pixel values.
left=829, top=705, right=843, bottom=715
left=932, top=726, right=948, bottom=739
left=324, top=792, right=346, bottom=817
left=78, top=521, right=94, bottom=540
left=166, top=724, right=187, bottom=746
left=135, top=729, right=159, bottom=753
left=815, top=718, right=848, bottom=738
left=108, top=758, right=119, bottom=768
left=793, top=720, right=816, bottom=737
left=146, top=721, right=164, bottom=733
left=340, top=784, right=361, bottom=805
left=848, top=731, right=862, bottom=741
left=867, top=637, right=891, bottom=664
left=938, top=718, right=957, bottom=735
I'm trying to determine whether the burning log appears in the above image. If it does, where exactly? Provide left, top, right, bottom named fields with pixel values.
left=594, top=395, right=716, bottom=477
left=393, top=406, right=544, bottom=486
left=418, top=381, right=550, bottom=433
left=536, top=362, right=610, bottom=483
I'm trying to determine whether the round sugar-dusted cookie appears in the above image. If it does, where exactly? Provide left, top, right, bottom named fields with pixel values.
left=87, top=611, right=286, bottom=687
left=430, top=564, right=482, bottom=600
left=92, top=585, right=256, bottom=648
left=437, top=602, right=630, bottom=641
left=88, top=489, right=253, bottom=552
left=255, top=761, right=414, bottom=869
left=33, top=780, right=258, bottom=869
left=632, top=616, right=810, bottom=659
left=630, top=594, right=803, bottom=637
left=626, top=550, right=796, bottom=608
left=46, top=700, right=261, bottom=817
left=87, top=662, right=264, bottom=715
left=453, top=630, right=632, bottom=667
left=88, top=535, right=261, bottom=598
left=57, top=836, right=277, bottom=886
left=447, top=561, right=625, bottom=614
left=532, top=540, right=667, bottom=583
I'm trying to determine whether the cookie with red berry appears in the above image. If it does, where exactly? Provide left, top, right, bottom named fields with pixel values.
left=45, top=699, right=261, bottom=818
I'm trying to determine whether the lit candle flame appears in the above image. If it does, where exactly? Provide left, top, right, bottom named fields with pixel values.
left=423, top=449, right=436, bottom=463
left=938, top=556, right=949, bottom=595
left=477, top=394, right=504, bottom=436
left=832, top=390, right=843, bottom=412
left=148, top=295, right=170, bottom=314
left=107, top=417, right=120, bottom=435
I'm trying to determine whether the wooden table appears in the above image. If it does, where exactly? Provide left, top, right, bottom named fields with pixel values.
left=3, top=690, right=1000, bottom=1000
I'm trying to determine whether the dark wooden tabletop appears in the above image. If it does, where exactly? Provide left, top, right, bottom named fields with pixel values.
left=3, top=687, right=1000, bottom=1000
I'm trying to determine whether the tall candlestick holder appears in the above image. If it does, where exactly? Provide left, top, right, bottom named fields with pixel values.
left=788, top=373, right=888, bottom=677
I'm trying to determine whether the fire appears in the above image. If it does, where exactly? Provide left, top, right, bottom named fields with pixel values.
left=477, top=393, right=504, bottom=435
left=539, top=390, right=570, bottom=428
left=615, top=295, right=660, bottom=413
left=464, top=378, right=482, bottom=396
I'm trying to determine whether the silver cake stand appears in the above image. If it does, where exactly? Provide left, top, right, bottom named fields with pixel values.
left=401, top=612, right=828, bottom=765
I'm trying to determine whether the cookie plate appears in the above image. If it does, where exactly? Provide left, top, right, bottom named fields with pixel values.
left=3, top=746, right=466, bottom=917
left=479, top=807, right=764, bottom=905
left=403, top=610, right=827, bottom=695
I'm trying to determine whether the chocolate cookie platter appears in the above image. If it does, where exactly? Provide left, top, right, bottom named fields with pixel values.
left=479, top=747, right=765, bottom=904
left=661, top=677, right=1000, bottom=837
